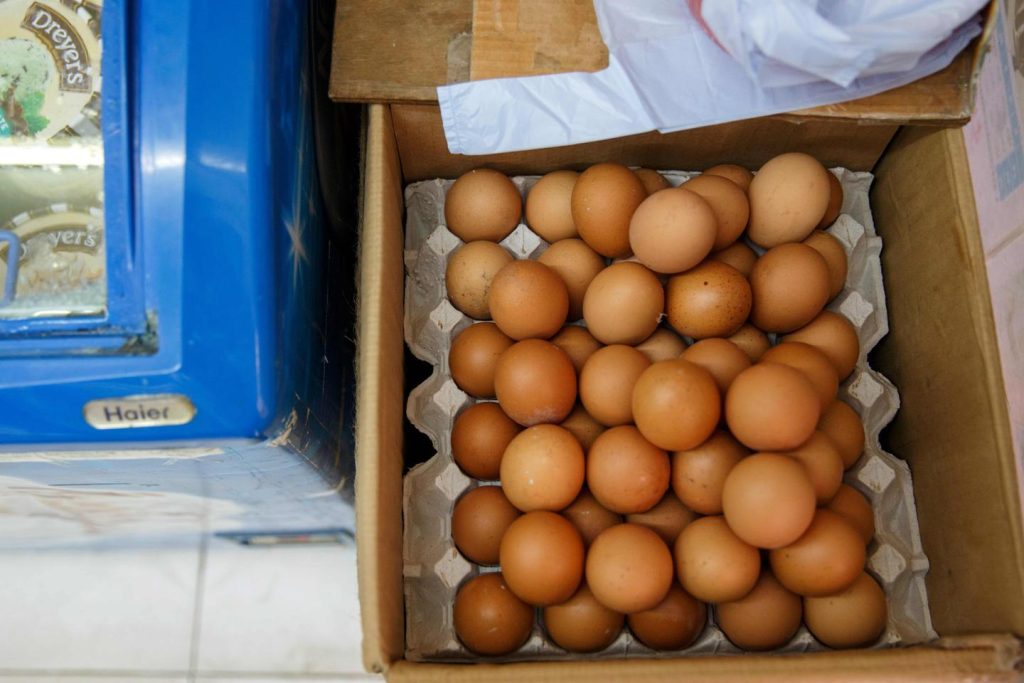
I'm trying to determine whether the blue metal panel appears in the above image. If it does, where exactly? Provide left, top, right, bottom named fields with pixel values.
left=0, top=0, right=315, bottom=443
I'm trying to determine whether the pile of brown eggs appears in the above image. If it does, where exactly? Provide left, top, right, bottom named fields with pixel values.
left=441, top=155, right=887, bottom=658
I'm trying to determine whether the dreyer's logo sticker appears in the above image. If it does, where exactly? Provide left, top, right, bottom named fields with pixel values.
left=21, top=2, right=91, bottom=92
left=0, top=224, right=102, bottom=264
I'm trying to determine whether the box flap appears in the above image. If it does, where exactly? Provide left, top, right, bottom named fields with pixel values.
left=330, top=0, right=996, bottom=125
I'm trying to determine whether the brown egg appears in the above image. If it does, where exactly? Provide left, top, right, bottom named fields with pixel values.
left=804, top=572, right=887, bottom=649
left=449, top=323, right=514, bottom=398
left=559, top=404, right=605, bottom=451
left=628, top=188, right=717, bottom=274
left=817, top=171, right=844, bottom=229
left=634, top=327, right=687, bottom=363
left=671, top=430, right=748, bottom=515
left=572, top=163, right=647, bottom=258
left=625, top=491, right=697, bottom=545
left=586, top=523, right=674, bottom=613
left=748, top=153, right=831, bottom=248
left=710, top=241, right=758, bottom=278
left=803, top=230, right=848, bottom=300
left=680, top=338, right=752, bottom=394
left=453, top=573, right=534, bottom=656
left=633, top=360, right=721, bottom=451
left=538, top=239, right=606, bottom=320
left=665, top=261, right=751, bottom=340
left=722, top=453, right=817, bottom=549
left=525, top=170, right=579, bottom=242
left=750, top=243, right=830, bottom=333
left=489, top=260, right=569, bottom=340
left=582, top=262, right=665, bottom=345
left=634, top=168, right=671, bottom=195
left=727, top=323, right=771, bottom=361
left=627, top=584, right=706, bottom=650
left=494, top=339, right=577, bottom=426
left=452, top=486, right=522, bottom=565
left=704, top=164, right=754, bottom=192
left=776, top=430, right=845, bottom=504
left=770, top=509, right=866, bottom=597
left=587, top=425, right=670, bottom=514
left=543, top=583, right=624, bottom=653
left=550, top=325, right=601, bottom=373
left=826, top=484, right=875, bottom=544
left=683, top=174, right=750, bottom=250
left=500, top=511, right=585, bottom=606
left=818, top=400, right=866, bottom=469
left=760, top=341, right=839, bottom=411
left=725, top=363, right=821, bottom=451
left=674, top=516, right=760, bottom=603
left=452, top=402, right=522, bottom=479
left=445, top=169, right=523, bottom=243
left=580, top=345, right=651, bottom=426
left=445, top=241, right=514, bottom=319
left=716, top=571, right=802, bottom=651
left=782, top=310, right=860, bottom=380
left=501, top=424, right=585, bottom=512
left=562, top=487, right=623, bottom=546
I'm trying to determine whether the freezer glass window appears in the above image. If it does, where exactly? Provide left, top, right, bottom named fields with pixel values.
left=0, top=0, right=105, bottom=319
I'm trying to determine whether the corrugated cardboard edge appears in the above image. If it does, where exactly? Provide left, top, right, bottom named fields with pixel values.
left=355, top=104, right=407, bottom=674
left=388, top=634, right=1023, bottom=682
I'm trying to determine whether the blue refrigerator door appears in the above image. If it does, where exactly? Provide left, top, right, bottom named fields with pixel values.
left=0, top=0, right=326, bottom=445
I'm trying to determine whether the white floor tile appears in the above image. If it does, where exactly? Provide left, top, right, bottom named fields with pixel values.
left=0, top=547, right=199, bottom=672
left=194, top=541, right=364, bottom=675
left=0, top=677, right=187, bottom=682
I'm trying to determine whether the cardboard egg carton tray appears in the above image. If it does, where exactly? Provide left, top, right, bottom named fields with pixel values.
left=402, top=169, right=935, bottom=662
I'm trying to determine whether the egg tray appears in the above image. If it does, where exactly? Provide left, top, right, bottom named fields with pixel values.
left=401, top=169, right=936, bottom=662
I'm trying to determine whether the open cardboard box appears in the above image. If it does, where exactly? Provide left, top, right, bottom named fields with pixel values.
left=353, top=103, right=1024, bottom=680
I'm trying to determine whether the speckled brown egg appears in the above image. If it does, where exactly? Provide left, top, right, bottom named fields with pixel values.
left=582, top=262, right=665, bottom=345
left=803, top=572, right=887, bottom=649
left=500, top=511, right=585, bottom=606
left=628, top=188, right=718, bottom=274
left=770, top=509, right=866, bottom=597
left=749, top=243, right=830, bottom=333
left=817, top=171, right=844, bottom=229
left=449, top=322, right=514, bottom=398
left=674, top=515, right=760, bottom=603
left=627, top=584, right=706, bottom=650
left=489, top=260, right=569, bottom=340
left=445, top=241, right=514, bottom=319
left=671, top=429, right=749, bottom=515
left=634, top=327, right=687, bottom=363
left=550, top=325, right=602, bottom=373
left=680, top=338, right=752, bottom=395
left=826, top=484, right=875, bottom=544
left=572, top=163, right=647, bottom=258
left=782, top=310, right=860, bottom=380
left=580, top=345, right=651, bottom=426
left=501, top=424, right=585, bottom=512
left=666, top=261, right=752, bottom=340
left=722, top=453, right=817, bottom=549
left=634, top=168, right=671, bottom=194
left=559, top=404, right=605, bottom=452
left=451, top=402, right=522, bottom=479
left=727, top=323, right=771, bottom=361
left=803, top=230, right=849, bottom=301
left=818, top=400, right=866, bottom=469
left=543, top=583, right=624, bottom=653
left=494, top=339, right=577, bottom=426
left=760, top=341, right=839, bottom=411
left=725, top=363, right=821, bottom=451
left=748, top=153, right=831, bottom=248
left=538, top=239, right=606, bottom=320
left=562, top=487, right=623, bottom=546
left=683, top=174, right=750, bottom=250
left=704, top=164, right=754, bottom=192
left=632, top=360, right=721, bottom=451
left=452, top=486, right=522, bottom=565
left=710, top=241, right=758, bottom=278
left=445, top=169, right=522, bottom=243
left=587, top=425, right=670, bottom=514
left=525, top=170, right=579, bottom=242
left=453, top=573, right=534, bottom=656
left=625, top=491, right=697, bottom=545
left=586, top=523, right=674, bottom=613
left=716, top=571, right=802, bottom=651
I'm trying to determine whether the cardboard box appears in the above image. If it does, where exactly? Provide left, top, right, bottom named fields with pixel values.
left=353, top=103, right=1024, bottom=680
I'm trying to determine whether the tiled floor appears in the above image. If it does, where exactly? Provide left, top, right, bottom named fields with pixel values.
left=0, top=540, right=377, bottom=682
